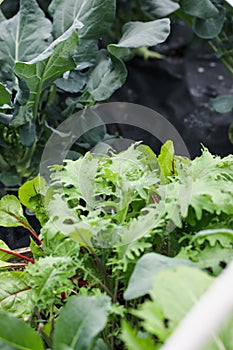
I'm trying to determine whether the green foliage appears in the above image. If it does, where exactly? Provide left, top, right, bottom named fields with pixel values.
left=53, top=296, right=111, bottom=350
left=123, top=265, right=233, bottom=349
left=121, top=320, right=158, bottom=350
left=108, top=19, right=170, bottom=60
left=0, top=0, right=52, bottom=82
left=0, top=0, right=171, bottom=187
left=0, top=271, right=33, bottom=319
left=124, top=253, right=194, bottom=300
left=0, top=312, right=44, bottom=350
left=0, top=141, right=232, bottom=349
left=128, top=266, right=214, bottom=345
left=178, top=228, right=233, bottom=275
left=0, top=295, right=110, bottom=350
left=26, top=256, right=78, bottom=311
left=0, top=195, right=32, bottom=228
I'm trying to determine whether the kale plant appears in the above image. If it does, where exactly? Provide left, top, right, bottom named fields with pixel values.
left=0, top=0, right=170, bottom=189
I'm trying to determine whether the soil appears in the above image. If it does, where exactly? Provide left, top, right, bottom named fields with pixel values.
left=110, top=21, right=233, bottom=159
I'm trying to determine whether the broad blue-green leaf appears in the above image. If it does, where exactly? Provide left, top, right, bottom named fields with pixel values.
left=13, top=77, right=30, bottom=106
left=19, top=120, right=36, bottom=147
left=86, top=50, right=127, bottom=101
left=0, top=0, right=52, bottom=80
left=0, top=82, right=11, bottom=106
left=49, top=0, right=115, bottom=39
left=0, top=171, right=21, bottom=186
left=121, top=321, right=157, bottom=350
left=108, top=19, right=170, bottom=60
left=124, top=253, right=194, bottom=300
left=14, top=21, right=81, bottom=117
left=140, top=0, right=180, bottom=17
left=210, top=94, right=233, bottom=114
left=180, top=0, right=219, bottom=19
left=0, top=9, right=5, bottom=22
left=55, top=70, right=87, bottom=93
left=53, top=295, right=111, bottom=350
left=193, top=5, right=226, bottom=39
left=49, top=0, right=116, bottom=67
left=0, top=113, right=13, bottom=125
left=0, top=312, right=44, bottom=350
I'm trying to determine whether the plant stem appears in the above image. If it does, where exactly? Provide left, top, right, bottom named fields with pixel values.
left=209, top=40, right=233, bottom=75
left=23, top=223, right=42, bottom=245
left=136, top=46, right=165, bottom=60
left=0, top=247, right=34, bottom=263
left=113, top=269, right=120, bottom=304
left=4, top=211, right=42, bottom=245
left=80, top=235, right=113, bottom=296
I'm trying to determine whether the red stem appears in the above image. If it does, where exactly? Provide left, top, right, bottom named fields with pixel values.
left=0, top=247, right=35, bottom=264
left=5, top=211, right=42, bottom=245
left=23, top=223, right=42, bottom=245
left=151, top=194, right=159, bottom=204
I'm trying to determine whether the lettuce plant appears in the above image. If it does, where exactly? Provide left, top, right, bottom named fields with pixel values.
left=0, top=141, right=232, bottom=348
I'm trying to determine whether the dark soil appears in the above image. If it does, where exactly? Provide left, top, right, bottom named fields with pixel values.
left=110, top=21, right=233, bottom=158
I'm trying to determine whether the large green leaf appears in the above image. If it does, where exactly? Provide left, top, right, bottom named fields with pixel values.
left=193, top=4, right=226, bottom=39
left=124, top=253, right=194, bottom=300
left=0, top=271, right=33, bottom=319
left=180, top=0, right=219, bottom=19
left=140, top=0, right=180, bottom=17
left=53, top=295, right=111, bottom=350
left=14, top=21, right=81, bottom=118
left=49, top=0, right=115, bottom=39
left=0, top=0, right=52, bottom=81
left=133, top=266, right=214, bottom=341
left=49, top=0, right=116, bottom=68
left=108, top=19, right=170, bottom=60
left=0, top=195, right=31, bottom=228
left=86, top=50, right=127, bottom=101
left=0, top=312, right=44, bottom=350
left=55, top=70, right=87, bottom=93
